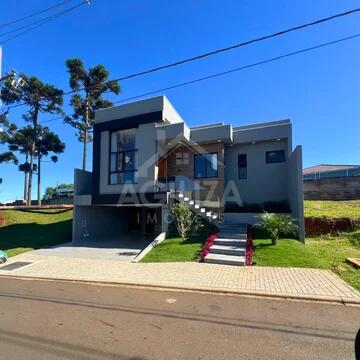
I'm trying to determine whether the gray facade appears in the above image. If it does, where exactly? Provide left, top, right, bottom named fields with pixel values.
left=73, top=96, right=304, bottom=243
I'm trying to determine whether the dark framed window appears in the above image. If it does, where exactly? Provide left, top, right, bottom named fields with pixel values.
left=238, top=154, right=247, bottom=179
left=194, top=153, right=218, bottom=178
left=266, top=150, right=285, bottom=164
left=109, top=129, right=137, bottom=184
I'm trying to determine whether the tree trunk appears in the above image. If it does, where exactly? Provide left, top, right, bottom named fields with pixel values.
left=37, top=156, right=41, bottom=206
left=27, top=104, right=39, bottom=206
left=82, top=97, right=89, bottom=171
left=82, top=132, right=87, bottom=171
left=24, top=153, right=29, bottom=203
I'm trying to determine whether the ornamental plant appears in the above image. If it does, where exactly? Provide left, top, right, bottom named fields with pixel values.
left=171, top=203, right=194, bottom=239
left=255, top=212, right=298, bottom=245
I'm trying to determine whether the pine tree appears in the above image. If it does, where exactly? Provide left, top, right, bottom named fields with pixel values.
left=65, top=58, right=120, bottom=170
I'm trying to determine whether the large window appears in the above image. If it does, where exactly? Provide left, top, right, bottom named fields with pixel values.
left=238, top=154, right=247, bottom=179
left=266, top=150, right=285, bottom=164
left=109, top=129, right=137, bottom=184
left=194, top=153, right=218, bottom=178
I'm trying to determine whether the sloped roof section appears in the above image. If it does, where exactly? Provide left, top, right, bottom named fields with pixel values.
left=303, top=164, right=360, bottom=175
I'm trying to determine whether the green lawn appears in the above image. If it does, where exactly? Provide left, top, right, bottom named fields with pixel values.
left=304, top=200, right=360, bottom=218
left=0, top=209, right=73, bottom=257
left=253, top=231, right=360, bottom=291
left=141, top=235, right=206, bottom=263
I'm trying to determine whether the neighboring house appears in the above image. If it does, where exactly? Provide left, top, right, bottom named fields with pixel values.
left=303, top=164, right=360, bottom=180
left=73, top=96, right=304, bottom=243
left=304, top=164, right=360, bottom=200
left=44, top=187, right=74, bottom=205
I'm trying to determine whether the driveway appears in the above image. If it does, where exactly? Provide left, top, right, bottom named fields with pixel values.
left=31, top=234, right=153, bottom=262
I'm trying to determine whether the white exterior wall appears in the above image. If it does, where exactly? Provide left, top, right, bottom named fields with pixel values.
left=224, top=140, right=289, bottom=204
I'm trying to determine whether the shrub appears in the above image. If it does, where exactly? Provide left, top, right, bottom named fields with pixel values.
left=190, top=215, right=205, bottom=234
left=348, top=231, right=360, bottom=247
left=171, top=203, right=193, bottom=239
left=255, top=212, right=298, bottom=245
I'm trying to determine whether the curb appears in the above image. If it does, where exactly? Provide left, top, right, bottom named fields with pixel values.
left=1, top=273, right=360, bottom=306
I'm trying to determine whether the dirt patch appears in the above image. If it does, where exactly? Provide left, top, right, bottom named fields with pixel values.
left=305, top=216, right=360, bottom=236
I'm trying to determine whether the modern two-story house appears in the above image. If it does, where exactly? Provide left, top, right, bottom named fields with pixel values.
left=73, top=96, right=304, bottom=244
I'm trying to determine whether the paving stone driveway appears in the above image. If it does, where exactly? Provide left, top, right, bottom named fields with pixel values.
left=0, top=252, right=359, bottom=304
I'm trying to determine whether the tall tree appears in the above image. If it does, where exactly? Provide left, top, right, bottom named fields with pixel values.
left=65, top=58, right=120, bottom=170
left=9, top=125, right=65, bottom=205
left=35, top=126, right=65, bottom=205
left=0, top=112, right=18, bottom=165
left=7, top=126, right=33, bottom=202
left=0, top=73, right=63, bottom=205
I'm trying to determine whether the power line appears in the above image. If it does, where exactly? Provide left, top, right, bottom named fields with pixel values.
left=0, top=0, right=77, bottom=29
left=102, top=33, right=360, bottom=104
left=39, top=32, right=360, bottom=125
left=0, top=1, right=89, bottom=45
left=5, top=6, right=360, bottom=110
left=0, top=7, right=80, bottom=38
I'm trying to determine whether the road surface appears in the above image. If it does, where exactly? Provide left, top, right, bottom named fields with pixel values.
left=0, top=277, right=359, bottom=359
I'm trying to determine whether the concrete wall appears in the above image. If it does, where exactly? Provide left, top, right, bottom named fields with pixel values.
left=304, top=177, right=360, bottom=200
left=287, top=145, right=305, bottom=241
left=95, top=96, right=183, bottom=125
left=72, top=205, right=129, bottom=243
left=74, top=169, right=92, bottom=196
left=224, top=139, right=289, bottom=204
left=233, top=120, right=292, bottom=153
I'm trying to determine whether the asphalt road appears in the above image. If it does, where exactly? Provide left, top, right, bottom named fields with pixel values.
left=0, top=277, right=359, bottom=360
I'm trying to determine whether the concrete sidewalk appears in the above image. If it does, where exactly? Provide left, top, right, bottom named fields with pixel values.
left=0, top=252, right=359, bottom=304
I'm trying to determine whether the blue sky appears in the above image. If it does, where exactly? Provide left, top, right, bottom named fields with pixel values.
left=1, top=0, right=360, bottom=202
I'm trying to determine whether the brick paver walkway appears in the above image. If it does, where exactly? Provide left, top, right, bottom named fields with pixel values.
left=1, top=252, right=359, bottom=304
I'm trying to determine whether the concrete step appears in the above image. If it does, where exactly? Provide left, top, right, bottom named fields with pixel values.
left=204, top=253, right=245, bottom=266
left=217, top=232, right=247, bottom=239
left=206, top=211, right=212, bottom=217
left=209, top=244, right=246, bottom=256
left=219, top=226, right=247, bottom=232
left=214, top=238, right=247, bottom=247
left=200, top=208, right=206, bottom=213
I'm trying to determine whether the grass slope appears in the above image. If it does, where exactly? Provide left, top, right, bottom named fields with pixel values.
left=253, top=234, right=360, bottom=291
left=141, top=235, right=206, bottom=263
left=0, top=209, right=73, bottom=257
left=304, top=200, right=360, bottom=218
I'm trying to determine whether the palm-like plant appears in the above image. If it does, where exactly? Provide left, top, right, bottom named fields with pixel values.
left=256, top=212, right=298, bottom=245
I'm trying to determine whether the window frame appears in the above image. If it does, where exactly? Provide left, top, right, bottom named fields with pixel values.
left=108, top=129, right=138, bottom=185
left=193, top=152, right=218, bottom=179
left=266, top=150, right=286, bottom=164
left=238, top=153, right=247, bottom=179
